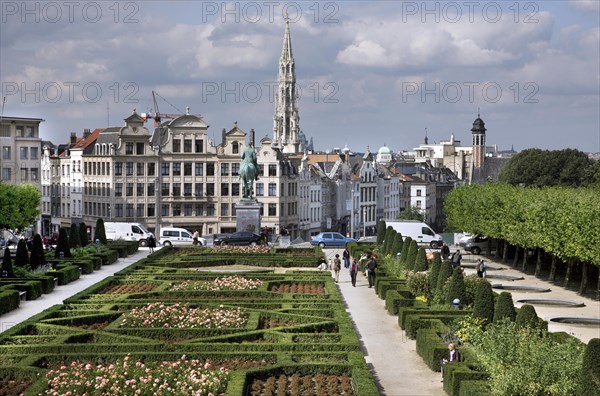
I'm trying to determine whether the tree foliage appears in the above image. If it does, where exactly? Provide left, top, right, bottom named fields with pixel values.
left=493, top=292, right=516, bottom=323
left=29, top=234, right=45, bottom=271
left=472, top=281, right=494, bottom=323
left=428, top=252, right=442, bottom=293
left=382, top=226, right=395, bottom=254
left=578, top=338, right=600, bottom=396
left=69, top=225, right=81, bottom=249
left=1, top=247, right=14, bottom=277
left=400, top=236, right=412, bottom=265
left=79, top=222, right=89, bottom=247
left=376, top=219, right=386, bottom=245
left=14, top=239, right=29, bottom=268
left=396, top=205, right=424, bottom=221
left=404, top=239, right=419, bottom=271
left=55, top=227, right=72, bottom=258
left=94, top=218, right=107, bottom=244
left=414, top=247, right=428, bottom=271
left=390, top=233, right=403, bottom=256
left=0, top=183, right=41, bottom=230
left=436, top=260, right=453, bottom=293
left=499, top=148, right=595, bottom=187
left=445, top=268, right=466, bottom=305
left=515, top=304, right=541, bottom=330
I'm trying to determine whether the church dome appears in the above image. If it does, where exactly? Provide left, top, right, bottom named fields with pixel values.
left=471, top=115, right=487, bottom=134
left=378, top=145, right=391, bottom=155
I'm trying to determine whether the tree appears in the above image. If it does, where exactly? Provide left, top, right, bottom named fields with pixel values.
left=396, top=206, right=424, bottom=221
left=472, top=281, right=494, bottom=323
left=94, top=218, right=107, bottom=244
left=515, top=304, right=540, bottom=330
left=376, top=219, right=386, bottom=244
left=400, top=236, right=412, bottom=265
left=390, top=233, right=403, bottom=256
left=414, top=247, right=428, bottom=271
left=0, top=183, right=41, bottom=230
left=436, top=260, right=453, bottom=293
left=382, top=226, right=395, bottom=254
left=79, top=222, right=89, bottom=247
left=493, top=292, right=516, bottom=323
left=446, top=268, right=466, bottom=306
left=69, top=225, right=81, bottom=249
left=29, top=234, right=45, bottom=271
left=404, top=240, right=419, bottom=271
left=1, top=247, right=14, bottom=277
left=577, top=338, right=600, bottom=396
left=14, top=239, right=29, bottom=268
left=55, top=227, right=72, bottom=258
left=428, top=252, right=442, bottom=293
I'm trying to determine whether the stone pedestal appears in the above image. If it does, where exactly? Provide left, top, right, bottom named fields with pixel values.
left=235, top=200, right=261, bottom=234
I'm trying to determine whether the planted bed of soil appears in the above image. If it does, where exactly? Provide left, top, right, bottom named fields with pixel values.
left=270, top=283, right=326, bottom=294
left=248, top=373, right=355, bottom=396
left=0, top=376, right=35, bottom=396
left=101, top=283, right=158, bottom=294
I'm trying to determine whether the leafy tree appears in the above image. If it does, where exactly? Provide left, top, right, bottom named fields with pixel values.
left=578, top=338, right=600, bottom=396
left=436, top=260, right=453, bottom=293
left=69, top=225, right=81, bottom=249
left=446, top=268, right=466, bottom=306
left=404, top=240, right=419, bottom=271
left=55, top=227, right=72, bottom=258
left=29, top=234, right=45, bottom=271
left=14, top=239, right=29, bottom=268
left=376, top=219, right=386, bottom=245
left=400, top=236, right=412, bottom=265
left=428, top=252, right=442, bottom=293
left=515, top=304, right=540, bottom=330
left=1, top=247, right=14, bottom=277
left=472, top=281, right=494, bottom=323
left=493, top=292, right=516, bottom=323
left=94, top=218, right=107, bottom=244
left=390, top=233, right=403, bottom=257
left=382, top=226, right=394, bottom=254
left=396, top=206, right=424, bottom=221
left=414, top=247, right=428, bottom=271
left=499, top=148, right=595, bottom=187
left=0, top=183, right=41, bottom=230
left=79, top=222, right=89, bottom=247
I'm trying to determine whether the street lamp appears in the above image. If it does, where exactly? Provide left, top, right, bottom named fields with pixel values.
left=151, top=126, right=169, bottom=237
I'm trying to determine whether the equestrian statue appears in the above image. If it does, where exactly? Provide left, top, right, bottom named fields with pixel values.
left=240, top=142, right=259, bottom=200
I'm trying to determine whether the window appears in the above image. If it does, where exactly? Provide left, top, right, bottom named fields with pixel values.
left=162, top=204, right=169, bottom=216
left=147, top=204, right=155, bottom=217
left=206, top=204, right=215, bottom=216
left=136, top=142, right=145, bottom=155
left=136, top=204, right=144, bottom=217
left=206, top=162, right=215, bottom=176
left=232, top=163, right=240, bottom=176
left=172, top=139, right=181, bottom=153
left=137, top=183, right=144, bottom=196
left=2, top=147, right=10, bottom=160
left=422, top=227, right=434, bottom=236
left=20, top=168, right=28, bottom=181
left=30, top=168, right=39, bottom=181
left=221, top=203, right=229, bottom=216
left=184, top=162, right=192, bottom=176
left=195, top=163, right=203, bottom=176
left=221, top=183, right=229, bottom=196
left=16, top=126, right=24, bottom=137
left=195, top=139, right=204, bottom=153
left=115, top=204, right=123, bottom=217
left=258, top=164, right=264, bottom=177
left=148, top=162, right=155, bottom=176
left=269, top=164, right=277, bottom=176
left=20, top=147, right=28, bottom=160
left=184, top=183, right=192, bottom=196
left=136, top=162, right=144, bottom=176
left=221, top=163, right=229, bottom=176
left=255, top=183, right=264, bottom=196
left=268, top=183, right=276, bottom=196
left=172, top=204, right=181, bottom=216
left=161, top=162, right=170, bottom=176
left=173, top=162, right=181, bottom=176
left=206, top=183, right=214, bottom=196
left=115, top=183, right=123, bottom=196
left=115, top=162, right=123, bottom=176
left=195, top=203, right=204, bottom=216
left=184, top=204, right=192, bottom=216
left=268, top=203, right=276, bottom=216
left=126, top=183, right=133, bottom=196
left=25, top=126, right=34, bottom=137
left=126, top=203, right=134, bottom=217
left=147, top=183, right=155, bottom=196
left=30, top=147, right=38, bottom=159
left=194, top=183, right=203, bottom=196
left=231, top=183, right=240, bottom=196
left=162, top=184, right=170, bottom=196
left=416, top=200, right=422, bottom=208
left=232, top=141, right=239, bottom=154
left=184, top=139, right=192, bottom=153
left=126, top=162, right=133, bottom=176
left=416, top=189, right=422, bottom=197
left=126, top=142, right=134, bottom=155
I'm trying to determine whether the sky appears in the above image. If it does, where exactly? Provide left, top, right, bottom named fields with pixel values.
left=1, top=0, right=599, bottom=154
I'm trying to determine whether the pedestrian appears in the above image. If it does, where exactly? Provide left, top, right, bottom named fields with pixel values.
left=476, top=259, right=485, bottom=278
left=317, top=256, right=328, bottom=271
left=333, top=254, right=342, bottom=282
left=441, top=343, right=461, bottom=381
left=441, top=243, right=450, bottom=260
left=343, top=244, right=351, bottom=269
left=451, top=249, right=462, bottom=269
left=366, top=254, right=377, bottom=288
left=148, top=234, right=156, bottom=253
left=192, top=230, right=200, bottom=246
left=350, top=258, right=358, bottom=287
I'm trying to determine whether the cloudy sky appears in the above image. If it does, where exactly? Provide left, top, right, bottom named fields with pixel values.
left=1, top=0, right=599, bottom=153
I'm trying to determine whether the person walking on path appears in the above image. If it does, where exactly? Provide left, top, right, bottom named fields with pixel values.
left=476, top=259, right=485, bottom=278
left=451, top=249, right=462, bottom=269
left=343, top=245, right=351, bottom=268
left=441, top=243, right=450, bottom=260
left=350, top=258, right=358, bottom=287
left=366, top=255, right=377, bottom=288
left=192, top=230, right=200, bottom=246
left=333, top=254, right=342, bottom=283
left=441, top=342, right=461, bottom=381
left=148, top=234, right=157, bottom=254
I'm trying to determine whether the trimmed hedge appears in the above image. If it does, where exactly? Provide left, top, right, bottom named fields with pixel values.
left=0, top=288, right=20, bottom=315
left=458, top=380, right=490, bottom=396
left=443, top=362, right=489, bottom=396
left=416, top=327, right=449, bottom=371
left=46, top=264, right=81, bottom=285
left=385, top=290, right=415, bottom=315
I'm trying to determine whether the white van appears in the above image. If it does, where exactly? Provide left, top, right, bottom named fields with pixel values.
left=158, top=227, right=204, bottom=247
left=104, top=222, right=153, bottom=246
left=385, top=220, right=444, bottom=249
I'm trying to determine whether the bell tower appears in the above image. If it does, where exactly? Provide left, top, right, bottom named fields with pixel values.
left=471, top=111, right=487, bottom=169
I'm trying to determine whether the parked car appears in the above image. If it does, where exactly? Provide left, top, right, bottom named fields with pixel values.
left=215, top=232, right=262, bottom=246
left=158, top=227, right=205, bottom=247
left=462, top=235, right=495, bottom=255
left=310, top=232, right=357, bottom=248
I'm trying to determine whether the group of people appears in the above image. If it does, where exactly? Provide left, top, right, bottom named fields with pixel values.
left=317, top=247, right=378, bottom=288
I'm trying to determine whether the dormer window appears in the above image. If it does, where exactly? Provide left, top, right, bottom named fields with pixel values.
left=232, top=141, right=239, bottom=154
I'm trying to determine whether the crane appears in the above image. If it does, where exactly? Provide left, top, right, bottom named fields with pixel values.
left=141, top=91, right=188, bottom=128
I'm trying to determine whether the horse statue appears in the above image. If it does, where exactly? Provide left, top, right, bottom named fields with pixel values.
left=239, top=142, right=258, bottom=199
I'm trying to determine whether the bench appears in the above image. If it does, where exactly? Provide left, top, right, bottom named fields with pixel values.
left=19, top=290, right=26, bottom=301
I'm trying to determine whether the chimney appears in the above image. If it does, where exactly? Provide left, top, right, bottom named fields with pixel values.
left=221, top=128, right=226, bottom=146
left=249, top=128, right=255, bottom=147
left=70, top=132, right=77, bottom=144
left=83, top=128, right=91, bottom=139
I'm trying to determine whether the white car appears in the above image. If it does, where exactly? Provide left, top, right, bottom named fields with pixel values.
left=158, top=227, right=205, bottom=247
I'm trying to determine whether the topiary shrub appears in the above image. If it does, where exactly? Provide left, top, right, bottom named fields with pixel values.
left=390, top=233, right=403, bottom=257
left=578, top=338, right=600, bottom=396
left=79, top=222, right=89, bottom=247
left=382, top=226, right=395, bottom=254
left=1, top=247, right=15, bottom=277
left=376, top=220, right=386, bottom=245
left=446, top=268, right=466, bottom=306
left=404, top=240, right=419, bottom=271
left=400, top=236, right=412, bottom=264
left=472, top=281, right=494, bottom=323
left=14, top=239, right=29, bottom=268
left=414, top=247, right=428, bottom=271
left=493, top=292, right=516, bottom=323
left=55, top=227, right=72, bottom=258
left=515, top=304, right=540, bottom=330
left=428, top=252, right=442, bottom=297
left=29, top=234, right=45, bottom=271
left=436, top=260, right=453, bottom=293
left=94, top=218, right=107, bottom=244
left=69, top=225, right=81, bottom=248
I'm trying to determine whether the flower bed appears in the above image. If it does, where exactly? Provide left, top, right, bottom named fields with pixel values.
left=248, top=373, right=355, bottom=396
left=270, top=283, right=326, bottom=294
left=101, top=283, right=158, bottom=294
left=170, top=276, right=264, bottom=291
left=120, top=303, right=248, bottom=329
left=42, top=355, right=228, bottom=396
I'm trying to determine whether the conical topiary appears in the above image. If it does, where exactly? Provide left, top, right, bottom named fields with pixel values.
left=55, top=227, right=72, bottom=258
left=472, top=281, right=494, bottom=323
left=577, top=338, right=600, bottom=396
left=69, top=225, right=81, bottom=249
left=493, top=292, right=516, bottom=323
left=1, top=247, right=14, bottom=277
left=446, top=268, right=466, bottom=306
left=382, top=226, right=395, bottom=254
left=14, top=239, right=29, bottom=268
left=414, top=247, right=428, bottom=271
left=436, top=260, right=453, bottom=293
left=515, top=304, right=540, bottom=330
left=94, top=218, right=107, bottom=244
left=390, top=233, right=403, bottom=257
left=404, top=240, right=419, bottom=271
left=400, top=236, right=412, bottom=265
left=79, top=222, right=89, bottom=247
left=29, top=234, right=45, bottom=271
left=376, top=219, right=386, bottom=245
left=429, top=252, right=442, bottom=293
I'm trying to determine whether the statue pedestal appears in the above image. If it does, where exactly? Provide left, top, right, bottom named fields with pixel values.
left=235, top=200, right=261, bottom=234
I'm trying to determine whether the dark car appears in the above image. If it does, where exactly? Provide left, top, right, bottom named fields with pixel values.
left=215, top=232, right=262, bottom=246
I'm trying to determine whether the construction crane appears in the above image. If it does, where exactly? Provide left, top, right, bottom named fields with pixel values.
left=141, top=91, right=188, bottom=128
